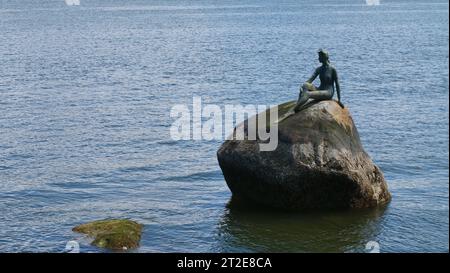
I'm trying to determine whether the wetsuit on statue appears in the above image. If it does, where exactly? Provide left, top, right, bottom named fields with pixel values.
left=295, top=49, right=343, bottom=112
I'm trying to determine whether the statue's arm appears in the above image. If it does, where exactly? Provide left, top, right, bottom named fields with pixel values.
left=334, top=68, right=341, bottom=101
left=334, top=68, right=344, bottom=108
left=306, top=68, right=319, bottom=83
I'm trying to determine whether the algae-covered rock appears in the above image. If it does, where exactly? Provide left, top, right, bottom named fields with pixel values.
left=73, top=219, right=143, bottom=250
left=217, top=100, right=391, bottom=210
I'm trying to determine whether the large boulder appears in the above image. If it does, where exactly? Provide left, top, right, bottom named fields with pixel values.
left=217, top=100, right=391, bottom=210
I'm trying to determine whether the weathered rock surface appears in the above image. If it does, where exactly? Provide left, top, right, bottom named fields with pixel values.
left=217, top=100, right=391, bottom=210
left=73, top=219, right=142, bottom=250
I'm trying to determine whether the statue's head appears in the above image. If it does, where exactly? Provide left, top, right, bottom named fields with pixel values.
left=317, top=49, right=329, bottom=64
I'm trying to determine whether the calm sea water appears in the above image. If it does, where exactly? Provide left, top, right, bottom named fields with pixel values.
left=0, top=0, right=448, bottom=253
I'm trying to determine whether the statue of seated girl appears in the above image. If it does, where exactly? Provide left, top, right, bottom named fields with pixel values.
left=294, top=49, right=344, bottom=112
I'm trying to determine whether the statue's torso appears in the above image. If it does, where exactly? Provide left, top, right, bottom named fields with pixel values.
left=318, top=65, right=334, bottom=92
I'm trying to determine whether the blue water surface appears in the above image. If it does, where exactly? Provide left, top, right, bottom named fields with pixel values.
left=0, top=0, right=448, bottom=252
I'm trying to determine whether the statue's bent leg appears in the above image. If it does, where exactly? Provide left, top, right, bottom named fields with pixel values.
left=294, top=88, right=333, bottom=113
left=302, top=82, right=317, bottom=91
left=294, top=83, right=317, bottom=112
left=308, top=90, right=333, bottom=101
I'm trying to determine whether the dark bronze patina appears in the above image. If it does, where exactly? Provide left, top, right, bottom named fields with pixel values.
left=295, top=49, right=343, bottom=112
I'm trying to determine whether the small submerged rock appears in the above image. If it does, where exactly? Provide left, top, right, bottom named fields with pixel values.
left=73, top=219, right=143, bottom=250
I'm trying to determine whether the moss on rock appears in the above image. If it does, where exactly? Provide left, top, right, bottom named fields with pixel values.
left=73, top=219, right=143, bottom=250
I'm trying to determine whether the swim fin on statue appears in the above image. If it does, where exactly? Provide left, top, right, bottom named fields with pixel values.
left=274, top=86, right=311, bottom=124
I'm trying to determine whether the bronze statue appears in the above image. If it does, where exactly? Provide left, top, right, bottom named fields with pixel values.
left=294, top=49, right=343, bottom=112
left=275, top=49, right=343, bottom=124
